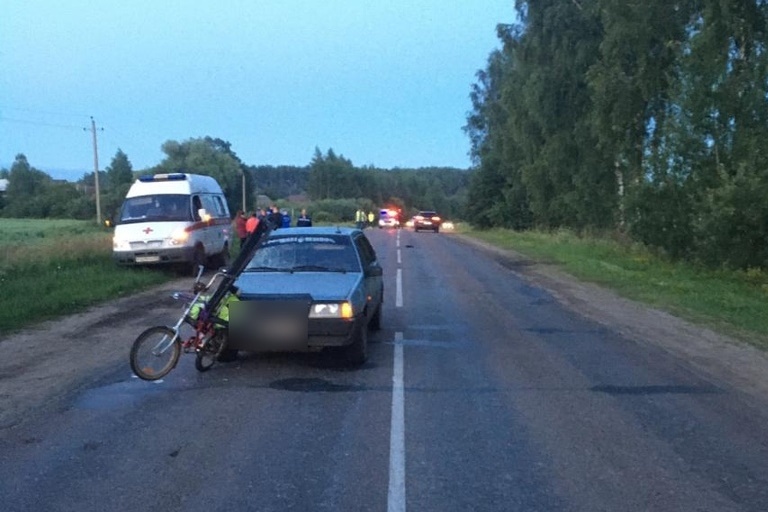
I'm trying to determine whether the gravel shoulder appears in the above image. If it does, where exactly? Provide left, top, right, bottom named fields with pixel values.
left=3, top=237, right=768, bottom=431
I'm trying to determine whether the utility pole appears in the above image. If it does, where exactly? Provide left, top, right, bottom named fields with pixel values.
left=87, top=117, right=103, bottom=224
left=242, top=170, right=247, bottom=212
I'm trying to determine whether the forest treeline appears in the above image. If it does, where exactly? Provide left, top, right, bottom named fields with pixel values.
left=0, top=138, right=469, bottom=223
left=466, top=0, right=768, bottom=269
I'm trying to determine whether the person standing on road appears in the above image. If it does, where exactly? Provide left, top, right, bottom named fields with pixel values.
left=296, top=208, right=312, bottom=227
left=245, top=211, right=259, bottom=237
left=234, top=210, right=248, bottom=248
left=272, top=206, right=284, bottom=230
left=367, top=211, right=374, bottom=228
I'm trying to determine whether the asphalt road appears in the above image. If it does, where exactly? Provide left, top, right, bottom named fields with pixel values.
left=2, top=228, right=768, bottom=511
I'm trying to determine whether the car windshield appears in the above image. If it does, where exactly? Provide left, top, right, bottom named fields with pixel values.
left=244, top=234, right=362, bottom=273
left=119, top=194, right=193, bottom=224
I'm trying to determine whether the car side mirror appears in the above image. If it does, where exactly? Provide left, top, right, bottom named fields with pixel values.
left=198, top=208, right=211, bottom=222
left=366, top=264, right=383, bottom=277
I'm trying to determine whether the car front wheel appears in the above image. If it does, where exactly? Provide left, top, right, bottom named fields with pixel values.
left=369, top=303, right=382, bottom=331
left=342, top=321, right=368, bottom=366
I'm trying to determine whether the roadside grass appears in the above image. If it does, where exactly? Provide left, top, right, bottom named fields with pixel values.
left=0, top=219, right=175, bottom=334
left=463, top=227, right=768, bottom=350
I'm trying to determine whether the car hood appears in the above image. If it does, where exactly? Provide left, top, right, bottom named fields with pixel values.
left=234, top=271, right=363, bottom=301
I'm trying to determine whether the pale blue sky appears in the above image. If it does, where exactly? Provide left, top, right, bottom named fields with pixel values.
left=1, top=1, right=513, bottom=180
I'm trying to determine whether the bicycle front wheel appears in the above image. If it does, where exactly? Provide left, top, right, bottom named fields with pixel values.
left=130, top=326, right=181, bottom=381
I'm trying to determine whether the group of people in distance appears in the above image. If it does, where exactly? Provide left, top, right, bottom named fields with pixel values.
left=233, top=206, right=313, bottom=248
left=355, top=209, right=375, bottom=230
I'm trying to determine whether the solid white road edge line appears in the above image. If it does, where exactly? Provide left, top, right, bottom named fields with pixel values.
left=388, top=332, right=406, bottom=512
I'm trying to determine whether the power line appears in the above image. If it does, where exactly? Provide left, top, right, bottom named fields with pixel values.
left=0, top=105, right=90, bottom=118
left=0, top=116, right=83, bottom=130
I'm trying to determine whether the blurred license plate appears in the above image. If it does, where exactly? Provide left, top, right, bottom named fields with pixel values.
left=229, top=297, right=311, bottom=350
left=135, top=256, right=160, bottom=263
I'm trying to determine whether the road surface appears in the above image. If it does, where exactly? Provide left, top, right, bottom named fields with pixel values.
left=2, top=228, right=768, bottom=511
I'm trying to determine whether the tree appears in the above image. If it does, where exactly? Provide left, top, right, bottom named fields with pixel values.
left=106, top=149, right=134, bottom=188
left=154, top=137, right=244, bottom=214
left=101, top=149, right=135, bottom=222
left=307, top=148, right=356, bottom=200
left=2, top=154, right=52, bottom=217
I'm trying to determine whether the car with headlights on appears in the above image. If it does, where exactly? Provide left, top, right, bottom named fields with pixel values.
left=228, top=226, right=383, bottom=365
left=413, top=210, right=442, bottom=232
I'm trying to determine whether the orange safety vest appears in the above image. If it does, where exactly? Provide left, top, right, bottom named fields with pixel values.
left=245, top=216, right=259, bottom=234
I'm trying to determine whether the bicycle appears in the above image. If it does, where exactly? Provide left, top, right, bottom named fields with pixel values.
left=129, top=222, right=270, bottom=381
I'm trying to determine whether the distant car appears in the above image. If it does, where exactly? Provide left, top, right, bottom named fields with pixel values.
left=413, top=210, right=442, bottom=232
left=378, top=208, right=400, bottom=228
left=230, top=226, right=383, bottom=365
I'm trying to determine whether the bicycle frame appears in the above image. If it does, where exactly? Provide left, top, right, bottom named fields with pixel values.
left=131, top=221, right=271, bottom=380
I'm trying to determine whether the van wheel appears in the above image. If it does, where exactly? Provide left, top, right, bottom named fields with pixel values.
left=211, top=244, right=230, bottom=268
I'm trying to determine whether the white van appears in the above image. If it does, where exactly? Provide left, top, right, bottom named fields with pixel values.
left=112, top=173, right=231, bottom=269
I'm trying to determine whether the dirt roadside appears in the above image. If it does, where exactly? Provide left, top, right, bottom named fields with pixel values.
left=0, top=279, right=188, bottom=430
left=2, top=237, right=768, bottom=431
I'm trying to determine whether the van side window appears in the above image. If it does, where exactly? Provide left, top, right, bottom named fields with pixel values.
left=211, top=195, right=228, bottom=218
left=200, top=194, right=224, bottom=219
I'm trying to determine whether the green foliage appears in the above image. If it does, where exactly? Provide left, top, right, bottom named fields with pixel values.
left=1, top=154, right=93, bottom=220
left=309, top=198, right=374, bottom=223
left=467, top=0, right=768, bottom=270
left=152, top=136, right=245, bottom=214
left=308, top=148, right=360, bottom=200
left=0, top=219, right=171, bottom=333
left=248, top=164, right=309, bottom=201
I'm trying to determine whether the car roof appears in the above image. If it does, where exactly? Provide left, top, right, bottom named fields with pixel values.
left=268, top=226, right=362, bottom=237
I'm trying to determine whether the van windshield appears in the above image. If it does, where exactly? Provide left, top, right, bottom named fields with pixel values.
left=119, top=194, right=193, bottom=224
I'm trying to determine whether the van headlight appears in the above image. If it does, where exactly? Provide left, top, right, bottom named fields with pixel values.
left=113, top=237, right=131, bottom=250
left=309, top=302, right=354, bottom=319
left=169, top=229, right=189, bottom=245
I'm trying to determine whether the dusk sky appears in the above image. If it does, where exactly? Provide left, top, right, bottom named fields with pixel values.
left=1, top=1, right=513, bottom=180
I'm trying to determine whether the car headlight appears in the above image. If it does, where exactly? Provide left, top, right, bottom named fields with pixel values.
left=309, top=302, right=354, bottom=319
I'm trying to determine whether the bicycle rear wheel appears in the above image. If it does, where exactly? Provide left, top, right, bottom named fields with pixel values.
left=130, top=326, right=181, bottom=381
left=194, top=330, right=226, bottom=372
